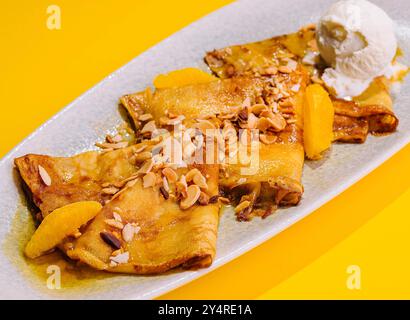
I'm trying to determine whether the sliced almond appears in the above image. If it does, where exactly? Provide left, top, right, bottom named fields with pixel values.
left=143, top=172, right=156, bottom=188
left=193, top=171, right=208, bottom=190
left=102, top=186, right=119, bottom=195
left=38, top=165, right=52, bottom=186
left=268, top=113, right=287, bottom=132
left=112, top=212, right=122, bottom=222
left=278, top=66, right=292, bottom=74
left=263, top=66, right=278, bottom=75
left=185, top=168, right=201, bottom=182
left=105, top=219, right=124, bottom=230
left=260, top=134, right=278, bottom=145
left=162, top=176, right=170, bottom=192
left=122, top=223, right=138, bottom=243
left=242, top=97, right=251, bottom=108
left=140, top=121, right=157, bottom=134
left=234, top=200, right=251, bottom=213
left=109, top=251, right=129, bottom=265
left=251, top=104, right=267, bottom=115
left=139, top=113, right=153, bottom=122
left=176, top=175, right=188, bottom=198
left=137, top=159, right=154, bottom=175
left=162, top=167, right=178, bottom=183
left=180, top=185, right=201, bottom=210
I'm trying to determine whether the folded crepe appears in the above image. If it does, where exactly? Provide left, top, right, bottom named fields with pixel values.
left=15, top=145, right=220, bottom=274
left=204, top=27, right=398, bottom=144
left=121, top=73, right=307, bottom=220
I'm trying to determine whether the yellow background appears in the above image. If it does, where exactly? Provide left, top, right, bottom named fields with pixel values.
left=1, top=0, right=409, bottom=299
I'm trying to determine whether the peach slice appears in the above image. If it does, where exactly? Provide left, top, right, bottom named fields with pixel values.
left=25, top=201, right=102, bottom=259
left=153, top=67, right=217, bottom=89
left=304, top=84, right=334, bottom=160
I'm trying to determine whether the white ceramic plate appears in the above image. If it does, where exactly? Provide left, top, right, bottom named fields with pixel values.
left=0, top=0, right=409, bottom=299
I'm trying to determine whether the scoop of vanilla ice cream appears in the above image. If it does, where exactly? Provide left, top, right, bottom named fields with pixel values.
left=316, top=0, right=397, bottom=98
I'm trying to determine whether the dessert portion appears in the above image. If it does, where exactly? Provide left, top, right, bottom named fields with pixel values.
left=14, top=0, right=407, bottom=275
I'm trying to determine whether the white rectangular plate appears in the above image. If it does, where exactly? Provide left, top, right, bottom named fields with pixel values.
left=0, top=0, right=409, bottom=299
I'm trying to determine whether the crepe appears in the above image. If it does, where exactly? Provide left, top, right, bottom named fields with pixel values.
left=15, top=145, right=220, bottom=274
left=14, top=145, right=143, bottom=216
left=204, top=27, right=399, bottom=143
left=68, top=164, right=219, bottom=273
left=121, top=73, right=307, bottom=220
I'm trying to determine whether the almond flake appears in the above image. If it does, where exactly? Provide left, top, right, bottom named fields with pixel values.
left=38, top=165, right=52, bottom=186
left=109, top=251, right=129, bottom=264
left=180, top=185, right=201, bottom=210
left=143, top=172, right=156, bottom=188
left=113, top=212, right=122, bottom=222
left=105, top=219, right=124, bottom=229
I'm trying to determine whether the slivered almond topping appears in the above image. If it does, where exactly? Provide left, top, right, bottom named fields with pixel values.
left=73, top=231, right=82, bottom=239
left=242, top=97, right=251, bottom=108
left=185, top=168, right=200, bottom=182
left=162, top=167, right=178, bottom=183
left=278, top=66, right=292, bottom=74
left=160, top=115, right=185, bottom=126
left=162, top=176, right=170, bottom=192
left=102, top=186, right=119, bottom=195
left=251, top=104, right=267, bottom=115
left=122, top=223, right=140, bottom=243
left=268, top=113, right=287, bottom=131
left=237, top=178, right=247, bottom=184
left=286, top=119, right=297, bottom=124
left=193, top=171, right=208, bottom=190
left=109, top=251, right=129, bottom=265
left=139, top=113, right=153, bottom=122
left=279, top=99, right=294, bottom=108
left=176, top=175, right=188, bottom=197
left=234, top=200, right=251, bottom=213
left=113, top=212, right=122, bottom=222
left=263, top=66, right=278, bottom=75
left=260, top=134, right=278, bottom=145
left=105, top=219, right=124, bottom=229
left=183, top=143, right=197, bottom=159
left=140, top=120, right=157, bottom=134
left=38, top=165, right=52, bottom=186
left=180, top=185, right=201, bottom=210
left=219, top=196, right=231, bottom=204
left=143, top=172, right=156, bottom=188
left=125, top=178, right=138, bottom=188
left=137, top=159, right=154, bottom=175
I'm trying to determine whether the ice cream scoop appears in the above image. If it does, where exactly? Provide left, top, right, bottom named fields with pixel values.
left=316, top=0, right=397, bottom=98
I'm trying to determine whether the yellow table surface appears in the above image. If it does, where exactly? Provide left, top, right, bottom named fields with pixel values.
left=2, top=0, right=409, bottom=299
